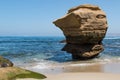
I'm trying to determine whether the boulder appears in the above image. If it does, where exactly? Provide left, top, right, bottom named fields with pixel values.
left=0, top=67, right=46, bottom=80
left=53, top=4, right=108, bottom=60
left=0, top=56, right=13, bottom=67
left=0, top=56, right=46, bottom=79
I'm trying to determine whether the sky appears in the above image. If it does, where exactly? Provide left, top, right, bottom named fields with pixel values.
left=0, top=0, right=120, bottom=36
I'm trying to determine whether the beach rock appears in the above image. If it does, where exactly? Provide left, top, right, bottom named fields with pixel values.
left=0, top=67, right=46, bottom=80
left=53, top=4, right=108, bottom=60
left=62, top=44, right=104, bottom=60
left=0, top=56, right=13, bottom=67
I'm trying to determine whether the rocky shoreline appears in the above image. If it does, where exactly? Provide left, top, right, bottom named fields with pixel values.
left=0, top=56, right=46, bottom=80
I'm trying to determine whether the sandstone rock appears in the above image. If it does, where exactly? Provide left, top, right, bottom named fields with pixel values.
left=60, top=40, right=66, bottom=43
left=53, top=4, right=108, bottom=60
left=0, top=56, right=13, bottom=67
left=62, top=44, right=104, bottom=60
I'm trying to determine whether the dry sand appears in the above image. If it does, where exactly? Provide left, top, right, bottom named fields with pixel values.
left=16, top=73, right=120, bottom=80
left=16, top=79, right=40, bottom=80
left=44, top=73, right=120, bottom=80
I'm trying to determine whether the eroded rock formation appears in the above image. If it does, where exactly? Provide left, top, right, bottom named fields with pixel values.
left=53, top=4, right=108, bottom=60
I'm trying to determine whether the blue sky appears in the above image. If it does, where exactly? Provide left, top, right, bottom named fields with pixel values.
left=0, top=0, right=120, bottom=36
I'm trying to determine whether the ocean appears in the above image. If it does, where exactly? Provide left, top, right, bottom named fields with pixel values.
left=0, top=36, right=120, bottom=73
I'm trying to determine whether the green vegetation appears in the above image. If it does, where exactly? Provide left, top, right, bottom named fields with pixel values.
left=0, top=67, right=46, bottom=80
left=0, top=56, right=13, bottom=67
left=14, top=70, right=46, bottom=79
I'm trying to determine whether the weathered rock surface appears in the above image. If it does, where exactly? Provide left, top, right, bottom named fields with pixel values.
left=60, top=40, right=66, bottom=43
left=0, top=56, right=13, bottom=67
left=0, top=56, right=46, bottom=80
left=53, top=4, right=108, bottom=59
left=0, top=67, right=46, bottom=80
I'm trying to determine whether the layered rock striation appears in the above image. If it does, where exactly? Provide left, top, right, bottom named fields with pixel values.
left=53, top=4, right=108, bottom=60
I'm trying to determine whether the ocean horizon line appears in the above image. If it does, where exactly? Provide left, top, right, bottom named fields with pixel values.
left=0, top=33, right=119, bottom=37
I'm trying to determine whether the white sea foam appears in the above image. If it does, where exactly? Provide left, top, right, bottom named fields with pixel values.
left=117, top=58, right=120, bottom=60
left=103, top=59, right=111, bottom=62
left=105, top=37, right=120, bottom=40
left=32, top=62, right=51, bottom=69
left=32, top=58, right=39, bottom=61
left=68, top=63, right=92, bottom=67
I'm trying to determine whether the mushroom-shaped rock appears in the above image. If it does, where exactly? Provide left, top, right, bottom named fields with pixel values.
left=53, top=4, right=108, bottom=60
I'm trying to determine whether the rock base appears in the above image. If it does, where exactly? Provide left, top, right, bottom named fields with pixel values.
left=62, top=44, right=103, bottom=60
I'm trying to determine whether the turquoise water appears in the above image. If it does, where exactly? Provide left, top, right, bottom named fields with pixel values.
left=0, top=36, right=120, bottom=69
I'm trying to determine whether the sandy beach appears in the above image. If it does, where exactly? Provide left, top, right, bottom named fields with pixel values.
left=44, top=73, right=120, bottom=80
left=15, top=62, right=120, bottom=80
left=27, top=62, right=120, bottom=74
left=43, top=62, right=120, bottom=80
left=16, top=72, right=120, bottom=80
left=16, top=73, right=120, bottom=80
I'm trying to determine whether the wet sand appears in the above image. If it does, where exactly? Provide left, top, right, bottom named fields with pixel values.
left=28, top=62, right=120, bottom=74
left=43, top=62, right=120, bottom=80
left=16, top=62, right=120, bottom=80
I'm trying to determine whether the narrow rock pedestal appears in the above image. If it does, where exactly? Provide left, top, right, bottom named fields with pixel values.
left=53, top=4, right=108, bottom=60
